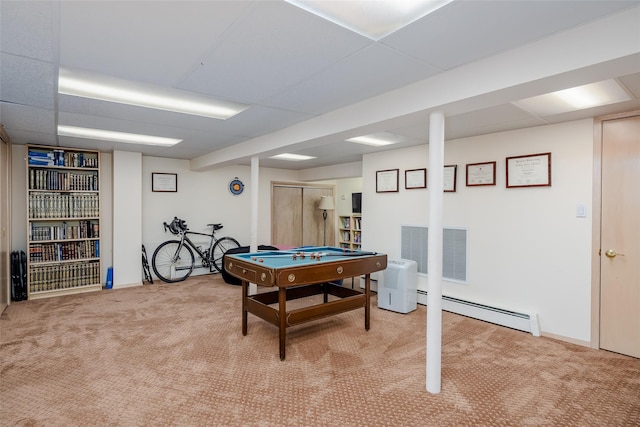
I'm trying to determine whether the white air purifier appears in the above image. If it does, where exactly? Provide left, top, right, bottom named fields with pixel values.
left=378, top=259, right=417, bottom=313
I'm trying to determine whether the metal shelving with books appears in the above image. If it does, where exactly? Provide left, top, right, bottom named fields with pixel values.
left=338, top=214, right=361, bottom=251
left=26, top=145, right=102, bottom=299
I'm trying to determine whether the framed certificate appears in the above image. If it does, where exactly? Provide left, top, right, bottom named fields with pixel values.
left=152, top=172, right=178, bottom=192
left=376, top=169, right=399, bottom=193
left=466, top=161, right=496, bottom=186
left=506, top=153, right=551, bottom=188
left=405, top=168, right=426, bottom=189
left=444, top=165, right=457, bottom=192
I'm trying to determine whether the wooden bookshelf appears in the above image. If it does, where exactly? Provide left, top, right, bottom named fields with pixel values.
left=26, top=145, right=102, bottom=299
left=338, top=214, right=361, bottom=251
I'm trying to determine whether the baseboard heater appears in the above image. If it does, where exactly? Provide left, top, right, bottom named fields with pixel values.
left=416, top=290, right=540, bottom=336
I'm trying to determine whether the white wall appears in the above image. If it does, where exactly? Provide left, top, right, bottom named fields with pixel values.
left=363, top=119, right=594, bottom=343
left=335, top=177, right=363, bottom=217
left=141, top=156, right=299, bottom=276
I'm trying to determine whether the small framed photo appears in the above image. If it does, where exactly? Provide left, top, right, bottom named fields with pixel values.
left=376, top=169, right=399, bottom=193
left=152, top=172, right=178, bottom=192
left=466, top=161, right=496, bottom=186
left=444, top=165, right=457, bottom=192
left=506, top=152, right=551, bottom=188
left=405, top=168, right=427, bottom=189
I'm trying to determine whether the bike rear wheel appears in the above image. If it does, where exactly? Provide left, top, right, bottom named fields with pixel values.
left=152, top=240, right=195, bottom=283
left=211, top=237, right=241, bottom=272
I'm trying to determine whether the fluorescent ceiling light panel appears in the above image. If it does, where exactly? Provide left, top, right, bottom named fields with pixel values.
left=58, top=68, right=249, bottom=120
left=58, top=125, right=182, bottom=147
left=347, top=132, right=405, bottom=146
left=286, top=0, right=453, bottom=40
left=270, top=153, right=316, bottom=161
left=512, top=79, right=631, bottom=117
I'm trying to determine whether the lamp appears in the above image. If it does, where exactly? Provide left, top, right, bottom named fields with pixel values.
left=318, top=196, right=335, bottom=246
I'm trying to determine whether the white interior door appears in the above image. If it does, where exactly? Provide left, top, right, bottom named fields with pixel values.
left=600, top=114, right=640, bottom=358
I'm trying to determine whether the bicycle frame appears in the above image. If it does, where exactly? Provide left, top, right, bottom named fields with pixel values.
left=170, top=229, right=217, bottom=268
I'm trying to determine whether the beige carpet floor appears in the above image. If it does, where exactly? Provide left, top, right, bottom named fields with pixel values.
left=1, top=275, right=639, bottom=426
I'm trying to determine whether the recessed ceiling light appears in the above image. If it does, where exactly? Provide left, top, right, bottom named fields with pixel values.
left=269, top=153, right=316, bottom=161
left=58, top=68, right=249, bottom=120
left=347, top=132, right=405, bottom=146
left=512, top=79, right=631, bottom=117
left=286, top=0, right=453, bottom=41
left=58, top=125, right=182, bottom=147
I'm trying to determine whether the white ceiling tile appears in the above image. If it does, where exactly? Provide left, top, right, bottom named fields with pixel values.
left=0, top=53, right=55, bottom=108
left=179, top=1, right=371, bottom=103
left=0, top=0, right=57, bottom=62
left=619, top=72, right=640, bottom=98
left=263, top=44, right=441, bottom=115
left=384, top=0, right=638, bottom=70
left=59, top=1, right=253, bottom=85
left=0, top=103, right=55, bottom=135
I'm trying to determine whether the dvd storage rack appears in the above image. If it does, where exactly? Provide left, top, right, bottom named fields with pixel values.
left=26, top=145, right=102, bottom=300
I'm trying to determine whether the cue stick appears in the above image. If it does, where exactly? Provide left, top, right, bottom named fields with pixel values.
left=243, top=251, right=378, bottom=258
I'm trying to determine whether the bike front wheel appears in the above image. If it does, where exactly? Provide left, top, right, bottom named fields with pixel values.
left=211, top=237, right=241, bottom=273
left=152, top=240, right=195, bottom=283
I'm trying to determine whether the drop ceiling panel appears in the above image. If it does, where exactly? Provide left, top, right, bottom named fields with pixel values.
left=0, top=1, right=56, bottom=61
left=619, top=72, right=640, bottom=98
left=0, top=103, right=55, bottom=136
left=178, top=1, right=371, bottom=103
left=383, top=0, right=638, bottom=71
left=263, top=43, right=442, bottom=115
left=0, top=53, right=55, bottom=108
left=2, top=128, right=58, bottom=146
left=59, top=1, right=253, bottom=85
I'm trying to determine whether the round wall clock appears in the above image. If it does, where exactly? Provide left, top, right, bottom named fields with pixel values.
left=229, top=177, right=244, bottom=195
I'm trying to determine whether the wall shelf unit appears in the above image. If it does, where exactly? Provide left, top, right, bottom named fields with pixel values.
left=26, top=145, right=102, bottom=300
left=338, top=214, right=361, bottom=251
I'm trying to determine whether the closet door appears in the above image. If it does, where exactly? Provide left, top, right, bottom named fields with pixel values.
left=272, top=186, right=303, bottom=247
left=272, top=184, right=335, bottom=248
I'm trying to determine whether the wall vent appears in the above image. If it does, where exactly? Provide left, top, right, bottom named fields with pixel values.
left=401, top=225, right=467, bottom=282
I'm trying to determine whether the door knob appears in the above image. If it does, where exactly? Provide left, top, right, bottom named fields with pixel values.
left=605, top=249, right=625, bottom=258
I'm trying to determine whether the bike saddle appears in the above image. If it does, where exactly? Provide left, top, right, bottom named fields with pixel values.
left=207, top=223, right=223, bottom=231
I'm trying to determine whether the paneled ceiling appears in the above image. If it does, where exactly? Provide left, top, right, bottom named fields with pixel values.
left=1, top=1, right=639, bottom=172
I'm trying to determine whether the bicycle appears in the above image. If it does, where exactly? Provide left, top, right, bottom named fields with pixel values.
left=152, top=217, right=241, bottom=283
left=142, top=245, right=153, bottom=284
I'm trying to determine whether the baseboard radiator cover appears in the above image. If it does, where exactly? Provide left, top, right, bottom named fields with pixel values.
left=416, top=290, right=540, bottom=336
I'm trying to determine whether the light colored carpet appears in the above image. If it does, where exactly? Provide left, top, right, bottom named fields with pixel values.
left=1, top=275, right=638, bottom=426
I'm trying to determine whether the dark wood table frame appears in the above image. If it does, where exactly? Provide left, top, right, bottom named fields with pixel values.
left=226, top=253, right=387, bottom=360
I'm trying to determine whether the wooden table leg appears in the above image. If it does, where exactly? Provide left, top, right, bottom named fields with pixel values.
left=242, top=280, right=248, bottom=336
left=365, top=274, right=370, bottom=330
left=279, top=287, right=287, bottom=360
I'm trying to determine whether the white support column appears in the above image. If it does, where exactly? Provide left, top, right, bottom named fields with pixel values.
left=427, top=111, right=444, bottom=394
left=249, top=156, right=259, bottom=295
left=112, top=150, right=142, bottom=288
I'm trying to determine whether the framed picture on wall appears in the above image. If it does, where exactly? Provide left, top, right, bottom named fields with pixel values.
left=376, top=169, right=399, bottom=193
left=152, top=172, right=178, bottom=192
left=466, top=161, right=496, bottom=186
left=405, top=168, right=427, bottom=189
left=506, top=152, right=551, bottom=188
left=444, top=165, right=457, bottom=192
